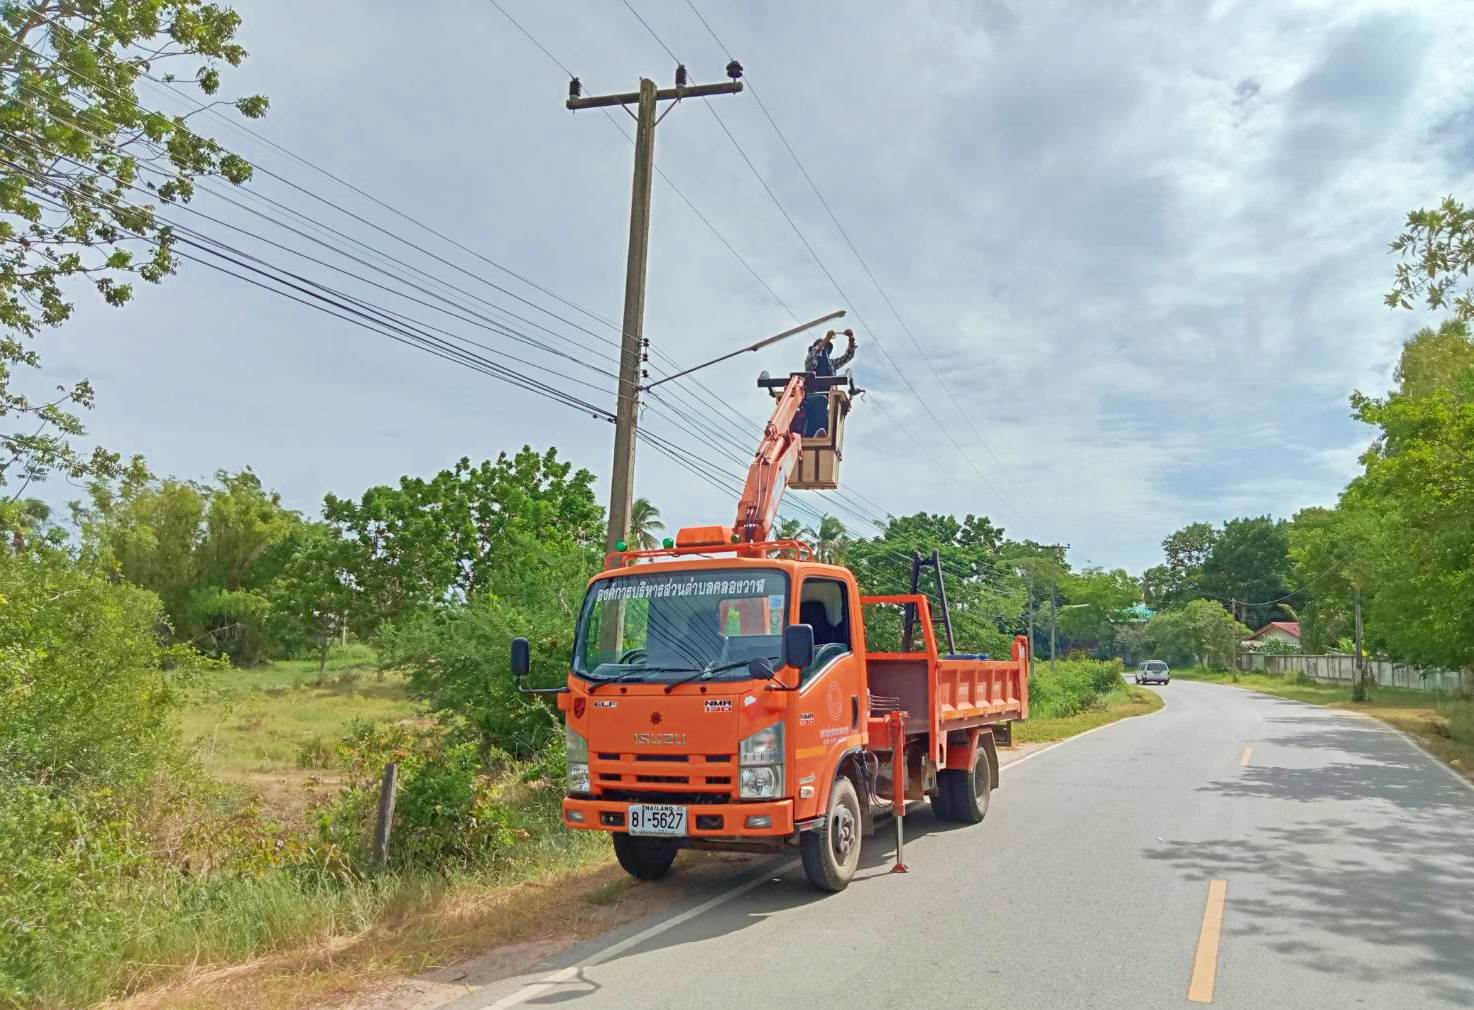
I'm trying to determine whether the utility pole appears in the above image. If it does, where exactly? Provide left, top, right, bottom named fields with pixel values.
left=565, top=64, right=745, bottom=552
left=1050, top=584, right=1059, bottom=674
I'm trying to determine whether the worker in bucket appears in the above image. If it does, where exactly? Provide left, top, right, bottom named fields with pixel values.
left=801, top=328, right=856, bottom=436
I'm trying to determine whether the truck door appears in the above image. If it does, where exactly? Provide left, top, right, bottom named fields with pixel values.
left=792, top=575, right=863, bottom=820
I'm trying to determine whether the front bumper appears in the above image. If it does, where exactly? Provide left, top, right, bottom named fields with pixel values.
left=563, top=796, right=795, bottom=837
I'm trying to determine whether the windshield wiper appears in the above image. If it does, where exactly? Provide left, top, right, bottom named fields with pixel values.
left=586, top=667, right=697, bottom=693
left=663, top=657, right=777, bottom=694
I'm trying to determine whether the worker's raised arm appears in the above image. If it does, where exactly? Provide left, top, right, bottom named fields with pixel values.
left=830, top=329, right=857, bottom=369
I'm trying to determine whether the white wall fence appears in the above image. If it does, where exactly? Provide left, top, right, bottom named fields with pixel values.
left=1237, top=651, right=1472, bottom=694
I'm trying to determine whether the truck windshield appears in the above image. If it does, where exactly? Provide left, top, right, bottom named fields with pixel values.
left=572, top=568, right=788, bottom=684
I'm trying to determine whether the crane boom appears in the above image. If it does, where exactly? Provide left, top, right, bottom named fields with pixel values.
left=734, top=374, right=808, bottom=543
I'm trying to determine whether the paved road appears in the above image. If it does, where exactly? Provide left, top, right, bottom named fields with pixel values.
left=456, top=681, right=1474, bottom=1009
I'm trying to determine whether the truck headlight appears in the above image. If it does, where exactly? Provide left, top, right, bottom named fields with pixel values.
left=566, top=725, right=590, bottom=794
left=739, top=722, right=784, bottom=799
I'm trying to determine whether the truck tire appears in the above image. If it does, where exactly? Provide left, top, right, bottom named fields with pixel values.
left=612, top=833, right=678, bottom=881
left=941, top=748, right=992, bottom=825
left=801, top=776, right=862, bottom=892
left=928, top=788, right=955, bottom=821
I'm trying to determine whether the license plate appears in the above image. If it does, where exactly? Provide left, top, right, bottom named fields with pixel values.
left=628, top=804, right=688, bottom=837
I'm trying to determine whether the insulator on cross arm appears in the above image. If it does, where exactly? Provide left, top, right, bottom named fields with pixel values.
left=725, top=59, right=743, bottom=80
left=568, top=77, right=582, bottom=100
left=675, top=64, right=688, bottom=88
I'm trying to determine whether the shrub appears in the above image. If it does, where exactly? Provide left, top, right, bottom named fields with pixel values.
left=1437, top=696, right=1474, bottom=747
left=0, top=548, right=209, bottom=788
left=377, top=596, right=566, bottom=760
left=1029, top=659, right=1126, bottom=719
left=0, top=781, right=152, bottom=1006
left=295, top=735, right=336, bottom=769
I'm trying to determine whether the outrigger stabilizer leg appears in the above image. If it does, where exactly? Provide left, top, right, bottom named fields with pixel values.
left=889, top=710, right=910, bottom=874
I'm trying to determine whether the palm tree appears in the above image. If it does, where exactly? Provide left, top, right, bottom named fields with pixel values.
left=806, top=515, right=850, bottom=565
left=631, top=497, right=665, bottom=550
left=775, top=518, right=807, bottom=541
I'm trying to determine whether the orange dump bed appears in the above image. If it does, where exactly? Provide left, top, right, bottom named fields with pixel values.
left=861, top=593, right=1030, bottom=754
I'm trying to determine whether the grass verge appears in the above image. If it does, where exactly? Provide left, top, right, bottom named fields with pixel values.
left=1013, top=684, right=1164, bottom=744
left=180, top=647, right=419, bottom=821
left=1173, top=667, right=1474, bottom=783
left=96, top=661, right=1159, bottom=1010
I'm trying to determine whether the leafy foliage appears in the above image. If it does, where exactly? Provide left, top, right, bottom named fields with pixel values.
left=324, top=447, right=601, bottom=629
left=74, top=466, right=305, bottom=662
left=1055, top=567, right=1140, bottom=655
left=630, top=496, right=663, bottom=550
left=1141, top=599, right=1250, bottom=668
left=848, top=511, right=1019, bottom=656
left=377, top=533, right=591, bottom=760
left=1028, top=659, right=1126, bottom=719
left=0, top=542, right=207, bottom=785
left=1, top=0, right=265, bottom=493
left=1197, top=516, right=1292, bottom=628
left=1386, top=196, right=1474, bottom=322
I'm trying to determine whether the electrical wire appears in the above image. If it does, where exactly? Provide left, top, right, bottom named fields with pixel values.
left=681, top=0, right=1047, bottom=523
left=9, top=15, right=1024, bottom=594
left=612, top=3, right=1037, bottom=535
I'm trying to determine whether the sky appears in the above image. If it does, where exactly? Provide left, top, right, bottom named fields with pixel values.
left=34, top=0, right=1474, bottom=573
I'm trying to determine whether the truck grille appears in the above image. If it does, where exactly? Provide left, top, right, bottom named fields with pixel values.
left=602, top=789, right=732, bottom=805
left=591, top=751, right=736, bottom=799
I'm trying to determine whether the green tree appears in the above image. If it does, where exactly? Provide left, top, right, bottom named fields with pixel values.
left=806, top=514, right=850, bottom=565
left=1346, top=374, right=1474, bottom=674
left=849, top=513, right=1020, bottom=656
left=0, top=542, right=203, bottom=786
left=1, top=2, right=266, bottom=494
left=324, top=447, right=602, bottom=630
left=774, top=517, right=806, bottom=541
left=1056, top=567, right=1140, bottom=656
left=267, top=522, right=358, bottom=672
left=1386, top=196, right=1474, bottom=322
left=1145, top=599, right=1249, bottom=668
left=378, top=531, right=596, bottom=759
left=1198, top=516, right=1293, bottom=627
left=73, top=463, right=205, bottom=623
left=630, top=496, right=664, bottom=550
left=1141, top=521, right=1217, bottom=610
left=1394, top=319, right=1474, bottom=399
left=74, top=466, right=302, bottom=661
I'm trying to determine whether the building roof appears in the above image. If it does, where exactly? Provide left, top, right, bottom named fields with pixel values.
left=1249, top=621, right=1302, bottom=640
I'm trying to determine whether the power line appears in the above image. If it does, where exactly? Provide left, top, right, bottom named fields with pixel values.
left=681, top=0, right=1045, bottom=523
left=11, top=15, right=974, bottom=554
left=614, top=4, right=1036, bottom=535
left=7, top=158, right=620, bottom=421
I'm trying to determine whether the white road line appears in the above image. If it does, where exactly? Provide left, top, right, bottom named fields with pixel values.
left=1335, top=708, right=1474, bottom=798
left=1002, top=692, right=1167, bottom=774
left=482, top=859, right=799, bottom=1009
left=484, top=689, right=1169, bottom=1007
left=1201, top=682, right=1474, bottom=798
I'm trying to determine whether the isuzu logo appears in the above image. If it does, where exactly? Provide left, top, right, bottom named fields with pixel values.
left=633, top=732, right=687, bottom=746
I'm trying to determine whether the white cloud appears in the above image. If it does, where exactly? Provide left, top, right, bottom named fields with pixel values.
left=30, top=0, right=1474, bottom=573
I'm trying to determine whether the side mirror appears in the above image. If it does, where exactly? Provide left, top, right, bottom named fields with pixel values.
left=511, top=637, right=531, bottom=679
left=747, top=656, right=776, bottom=680
left=783, top=624, right=815, bottom=670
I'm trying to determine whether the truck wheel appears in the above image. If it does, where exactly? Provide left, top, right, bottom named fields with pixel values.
left=801, top=777, right=862, bottom=892
left=612, top=834, right=678, bottom=881
left=942, top=748, right=992, bottom=825
left=928, top=788, right=955, bottom=821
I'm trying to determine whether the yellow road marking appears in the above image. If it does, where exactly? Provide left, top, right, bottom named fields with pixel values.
left=1240, top=746, right=1253, bottom=766
left=1188, top=880, right=1228, bottom=1003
